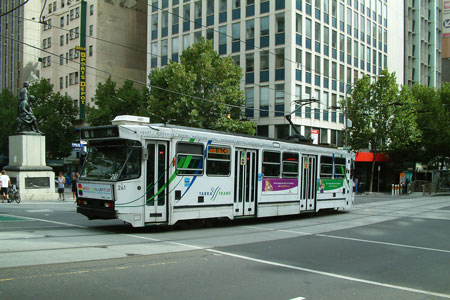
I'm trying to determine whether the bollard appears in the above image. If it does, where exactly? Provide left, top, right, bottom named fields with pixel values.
left=392, top=184, right=395, bottom=196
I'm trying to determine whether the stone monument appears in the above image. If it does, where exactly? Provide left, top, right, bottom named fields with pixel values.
left=5, top=82, right=59, bottom=201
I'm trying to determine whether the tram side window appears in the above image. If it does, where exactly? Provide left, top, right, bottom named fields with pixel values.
left=176, top=142, right=204, bottom=175
left=206, top=145, right=231, bottom=176
left=320, top=156, right=333, bottom=178
left=262, top=151, right=280, bottom=177
left=282, top=152, right=299, bottom=178
left=334, top=157, right=346, bottom=178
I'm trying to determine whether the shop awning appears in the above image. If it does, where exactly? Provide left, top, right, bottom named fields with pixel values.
left=355, top=152, right=392, bottom=162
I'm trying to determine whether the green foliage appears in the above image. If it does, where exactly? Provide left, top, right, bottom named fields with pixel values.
left=346, top=70, right=420, bottom=154
left=28, top=79, right=78, bottom=158
left=0, top=89, right=18, bottom=156
left=346, top=70, right=422, bottom=192
left=412, top=83, right=450, bottom=167
left=87, top=77, right=148, bottom=126
left=147, top=38, right=256, bottom=135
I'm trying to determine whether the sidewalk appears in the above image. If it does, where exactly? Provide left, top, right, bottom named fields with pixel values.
left=56, top=187, right=77, bottom=202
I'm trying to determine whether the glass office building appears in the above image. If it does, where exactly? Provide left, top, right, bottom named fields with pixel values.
left=147, top=0, right=392, bottom=146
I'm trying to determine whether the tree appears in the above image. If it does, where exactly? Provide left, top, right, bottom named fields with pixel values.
left=0, top=89, right=18, bottom=156
left=87, top=77, right=148, bottom=126
left=412, top=83, right=450, bottom=169
left=28, top=79, right=78, bottom=158
left=345, top=70, right=420, bottom=192
left=147, top=38, right=256, bottom=135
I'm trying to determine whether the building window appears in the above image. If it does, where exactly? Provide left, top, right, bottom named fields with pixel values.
left=276, top=13, right=285, bottom=33
left=246, top=53, right=254, bottom=72
left=260, top=16, right=269, bottom=37
left=275, top=84, right=284, bottom=116
left=181, top=34, right=189, bottom=50
left=260, top=50, right=269, bottom=71
left=260, top=86, right=269, bottom=117
left=245, top=87, right=254, bottom=118
left=89, top=45, right=93, bottom=56
left=232, top=23, right=240, bottom=41
left=275, top=48, right=284, bottom=69
left=89, top=25, right=93, bottom=36
left=246, top=19, right=255, bottom=39
left=90, top=4, right=94, bottom=15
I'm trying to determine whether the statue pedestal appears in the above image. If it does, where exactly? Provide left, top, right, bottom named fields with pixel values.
left=5, top=135, right=59, bottom=201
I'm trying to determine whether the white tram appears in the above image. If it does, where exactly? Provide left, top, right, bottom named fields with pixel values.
left=77, top=115, right=355, bottom=227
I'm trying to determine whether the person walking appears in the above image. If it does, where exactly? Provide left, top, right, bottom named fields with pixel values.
left=71, top=174, right=78, bottom=203
left=57, top=172, right=66, bottom=201
left=0, top=170, right=11, bottom=203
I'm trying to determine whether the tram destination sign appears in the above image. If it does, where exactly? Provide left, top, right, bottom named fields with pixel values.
left=81, top=126, right=119, bottom=139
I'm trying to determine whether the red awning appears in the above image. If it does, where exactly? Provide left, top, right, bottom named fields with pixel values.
left=355, top=152, right=392, bottom=162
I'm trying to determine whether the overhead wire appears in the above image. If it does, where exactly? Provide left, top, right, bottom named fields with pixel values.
left=11, top=1, right=352, bottom=119
left=0, top=0, right=30, bottom=18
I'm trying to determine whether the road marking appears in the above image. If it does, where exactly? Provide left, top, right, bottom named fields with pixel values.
left=125, top=234, right=204, bottom=250
left=26, top=209, right=53, bottom=213
left=244, top=226, right=450, bottom=254
left=0, top=213, right=87, bottom=229
left=289, top=297, right=305, bottom=300
left=0, top=215, right=26, bottom=222
left=0, top=261, right=176, bottom=283
left=207, top=248, right=450, bottom=299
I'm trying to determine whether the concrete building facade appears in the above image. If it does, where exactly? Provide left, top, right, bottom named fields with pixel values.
left=148, top=0, right=401, bottom=145
left=40, top=0, right=147, bottom=120
left=0, top=0, right=41, bottom=94
left=442, top=0, right=450, bottom=83
left=404, top=0, right=442, bottom=87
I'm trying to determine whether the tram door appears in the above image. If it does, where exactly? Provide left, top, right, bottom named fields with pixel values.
left=145, top=141, right=168, bottom=223
left=301, top=155, right=318, bottom=211
left=234, top=149, right=257, bottom=216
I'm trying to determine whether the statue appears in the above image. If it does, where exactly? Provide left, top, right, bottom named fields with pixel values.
left=16, top=82, right=41, bottom=134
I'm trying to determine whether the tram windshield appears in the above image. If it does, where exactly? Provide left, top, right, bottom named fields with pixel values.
left=80, top=140, right=142, bottom=181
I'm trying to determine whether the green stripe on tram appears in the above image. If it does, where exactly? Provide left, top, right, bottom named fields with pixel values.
left=146, top=155, right=192, bottom=204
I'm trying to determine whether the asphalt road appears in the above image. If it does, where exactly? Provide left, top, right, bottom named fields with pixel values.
left=0, top=194, right=449, bottom=300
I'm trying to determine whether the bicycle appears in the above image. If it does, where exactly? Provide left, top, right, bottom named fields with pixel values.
left=7, top=184, right=21, bottom=204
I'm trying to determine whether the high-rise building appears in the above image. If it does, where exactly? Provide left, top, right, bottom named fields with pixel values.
left=148, top=0, right=401, bottom=144
left=404, top=0, right=442, bottom=87
left=442, top=0, right=450, bottom=83
left=40, top=0, right=147, bottom=120
left=0, top=0, right=41, bottom=94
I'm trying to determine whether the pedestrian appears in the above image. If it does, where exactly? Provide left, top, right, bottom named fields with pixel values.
left=57, top=172, right=66, bottom=201
left=0, top=170, right=11, bottom=203
left=71, top=174, right=78, bottom=203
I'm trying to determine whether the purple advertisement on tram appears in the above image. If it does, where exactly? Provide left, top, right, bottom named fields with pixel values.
left=262, top=178, right=298, bottom=192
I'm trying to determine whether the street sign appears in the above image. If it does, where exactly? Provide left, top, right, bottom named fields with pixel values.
left=444, top=19, right=450, bottom=29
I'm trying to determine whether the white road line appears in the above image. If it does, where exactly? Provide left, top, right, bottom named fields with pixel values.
left=124, top=234, right=204, bottom=250
left=207, top=248, right=450, bottom=299
left=244, top=226, right=450, bottom=254
left=315, top=233, right=450, bottom=254
left=289, top=297, right=305, bottom=300
left=0, top=213, right=87, bottom=229
left=26, top=209, right=53, bottom=213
